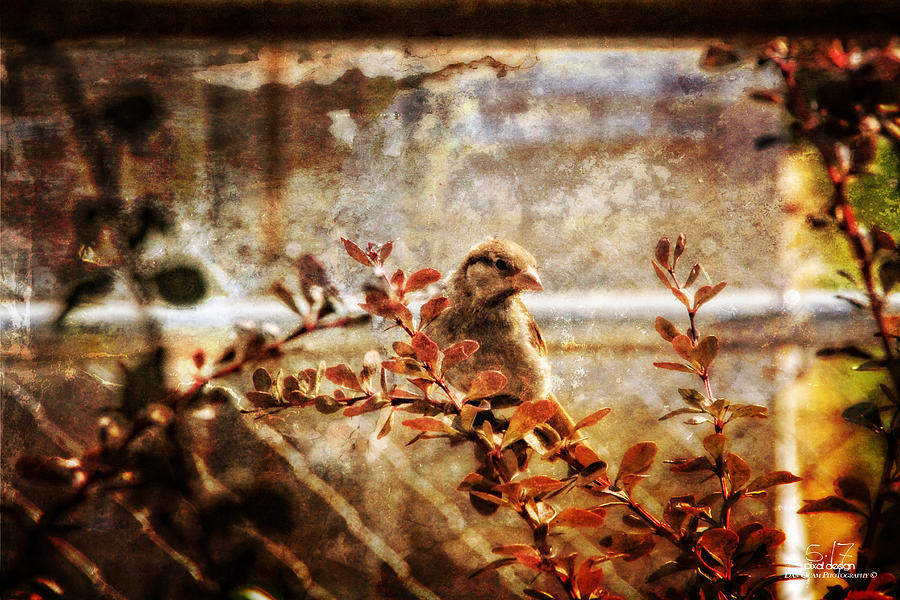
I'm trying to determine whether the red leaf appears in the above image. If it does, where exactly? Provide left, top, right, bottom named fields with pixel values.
left=502, top=399, right=558, bottom=448
left=325, top=363, right=362, bottom=391
left=690, top=336, right=719, bottom=370
left=405, top=268, right=441, bottom=293
left=798, top=495, right=866, bottom=515
left=465, top=370, right=508, bottom=401
left=442, top=340, right=479, bottom=369
left=341, top=237, right=374, bottom=266
left=519, top=476, right=567, bottom=494
left=617, top=442, right=657, bottom=484
left=656, top=237, right=671, bottom=269
left=655, top=316, right=680, bottom=342
left=411, top=331, right=440, bottom=369
left=378, top=241, right=393, bottom=262
left=698, top=528, right=739, bottom=565
left=390, top=269, right=406, bottom=292
left=420, top=296, right=450, bottom=326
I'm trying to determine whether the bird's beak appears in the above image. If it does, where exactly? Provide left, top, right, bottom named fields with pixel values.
left=511, top=266, right=543, bottom=291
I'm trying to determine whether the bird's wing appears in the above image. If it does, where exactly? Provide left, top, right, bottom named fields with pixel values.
left=527, top=310, right=547, bottom=358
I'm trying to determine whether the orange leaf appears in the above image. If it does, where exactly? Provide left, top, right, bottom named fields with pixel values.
left=442, top=340, right=479, bottom=369
left=325, top=363, right=362, bottom=391
left=465, top=370, right=508, bottom=401
left=552, top=507, right=606, bottom=528
left=654, top=316, right=680, bottom=341
left=501, top=399, right=558, bottom=449
left=401, top=417, right=456, bottom=434
left=617, top=442, right=657, bottom=482
left=574, top=407, right=612, bottom=431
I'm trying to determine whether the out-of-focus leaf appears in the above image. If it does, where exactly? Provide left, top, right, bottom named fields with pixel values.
left=746, top=471, right=802, bottom=492
left=871, top=230, right=897, bottom=252
left=15, top=455, right=81, bottom=487
left=341, top=237, right=373, bottom=266
left=121, top=347, right=166, bottom=419
left=693, top=282, right=726, bottom=311
left=854, top=360, right=888, bottom=372
left=798, top=495, right=867, bottom=515
left=469, top=557, right=517, bottom=579
left=816, top=346, right=874, bottom=359
left=152, top=265, right=207, bottom=306
left=522, top=589, right=557, bottom=600
left=655, top=316, right=680, bottom=342
left=501, top=399, right=557, bottom=449
left=842, top=402, right=883, bottom=431
left=420, top=296, right=450, bottom=325
left=834, top=475, right=872, bottom=507
left=836, top=293, right=867, bottom=310
left=749, top=89, right=784, bottom=104
left=55, top=269, right=115, bottom=325
left=405, top=268, right=441, bottom=293
left=647, top=560, right=693, bottom=582
left=755, top=135, right=783, bottom=150
left=552, top=507, right=606, bottom=528
left=270, top=281, right=301, bottom=315
left=700, top=43, right=742, bottom=70
left=574, top=407, right=611, bottom=431
left=879, top=259, right=900, bottom=294
left=599, top=532, right=656, bottom=561
left=698, top=528, right=739, bottom=565
left=411, top=331, right=440, bottom=369
left=252, top=367, right=272, bottom=392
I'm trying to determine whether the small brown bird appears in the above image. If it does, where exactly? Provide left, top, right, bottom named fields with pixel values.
left=428, top=239, right=576, bottom=437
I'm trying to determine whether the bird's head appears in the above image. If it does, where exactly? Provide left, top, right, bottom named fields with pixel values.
left=453, top=239, right=543, bottom=304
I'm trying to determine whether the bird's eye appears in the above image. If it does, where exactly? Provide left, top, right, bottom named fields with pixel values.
left=494, top=258, right=510, bottom=271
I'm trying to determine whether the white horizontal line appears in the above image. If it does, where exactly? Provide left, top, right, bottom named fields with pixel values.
left=1, top=289, right=893, bottom=331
